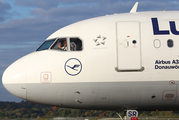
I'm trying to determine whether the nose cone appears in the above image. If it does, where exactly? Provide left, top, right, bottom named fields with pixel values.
left=2, top=59, right=27, bottom=100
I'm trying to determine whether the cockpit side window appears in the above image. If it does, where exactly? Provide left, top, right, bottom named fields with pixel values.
left=70, top=38, right=82, bottom=51
left=36, top=39, right=56, bottom=51
left=51, top=38, right=68, bottom=51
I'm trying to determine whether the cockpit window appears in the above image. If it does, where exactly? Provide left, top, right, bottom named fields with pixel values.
left=51, top=38, right=67, bottom=51
left=51, top=37, right=82, bottom=51
left=37, top=37, right=82, bottom=52
left=36, top=39, right=56, bottom=51
left=70, top=38, right=82, bottom=51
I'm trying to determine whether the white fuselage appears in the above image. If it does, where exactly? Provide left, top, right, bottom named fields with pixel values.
left=2, top=11, right=179, bottom=111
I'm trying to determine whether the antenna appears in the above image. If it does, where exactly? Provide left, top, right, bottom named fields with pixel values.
left=130, top=2, right=139, bottom=13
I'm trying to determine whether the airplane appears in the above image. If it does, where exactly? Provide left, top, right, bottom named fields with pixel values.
left=2, top=2, right=179, bottom=119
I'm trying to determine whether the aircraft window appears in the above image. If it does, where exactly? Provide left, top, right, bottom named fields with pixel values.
left=167, top=39, right=174, bottom=48
left=51, top=38, right=68, bottom=51
left=154, top=39, right=161, bottom=48
left=70, top=38, right=82, bottom=51
left=36, top=39, right=56, bottom=51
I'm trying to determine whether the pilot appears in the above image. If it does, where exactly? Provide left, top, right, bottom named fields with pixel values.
left=70, top=42, right=76, bottom=51
left=60, top=41, right=67, bottom=51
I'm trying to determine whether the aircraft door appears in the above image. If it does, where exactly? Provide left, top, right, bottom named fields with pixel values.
left=116, top=21, right=142, bottom=71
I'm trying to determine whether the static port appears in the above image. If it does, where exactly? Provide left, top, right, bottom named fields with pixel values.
left=151, top=95, right=156, bottom=99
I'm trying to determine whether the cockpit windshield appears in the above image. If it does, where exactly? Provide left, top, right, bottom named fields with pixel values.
left=36, top=39, right=56, bottom=51
left=36, top=37, right=82, bottom=52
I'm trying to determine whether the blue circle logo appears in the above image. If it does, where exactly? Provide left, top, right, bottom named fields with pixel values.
left=64, top=58, right=82, bottom=76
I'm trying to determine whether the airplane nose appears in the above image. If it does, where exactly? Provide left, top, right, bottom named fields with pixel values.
left=2, top=59, right=27, bottom=100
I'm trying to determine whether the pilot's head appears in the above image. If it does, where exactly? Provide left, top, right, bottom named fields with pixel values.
left=64, top=41, right=67, bottom=46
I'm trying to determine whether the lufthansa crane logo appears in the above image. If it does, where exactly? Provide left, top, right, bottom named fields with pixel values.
left=64, top=58, right=82, bottom=76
